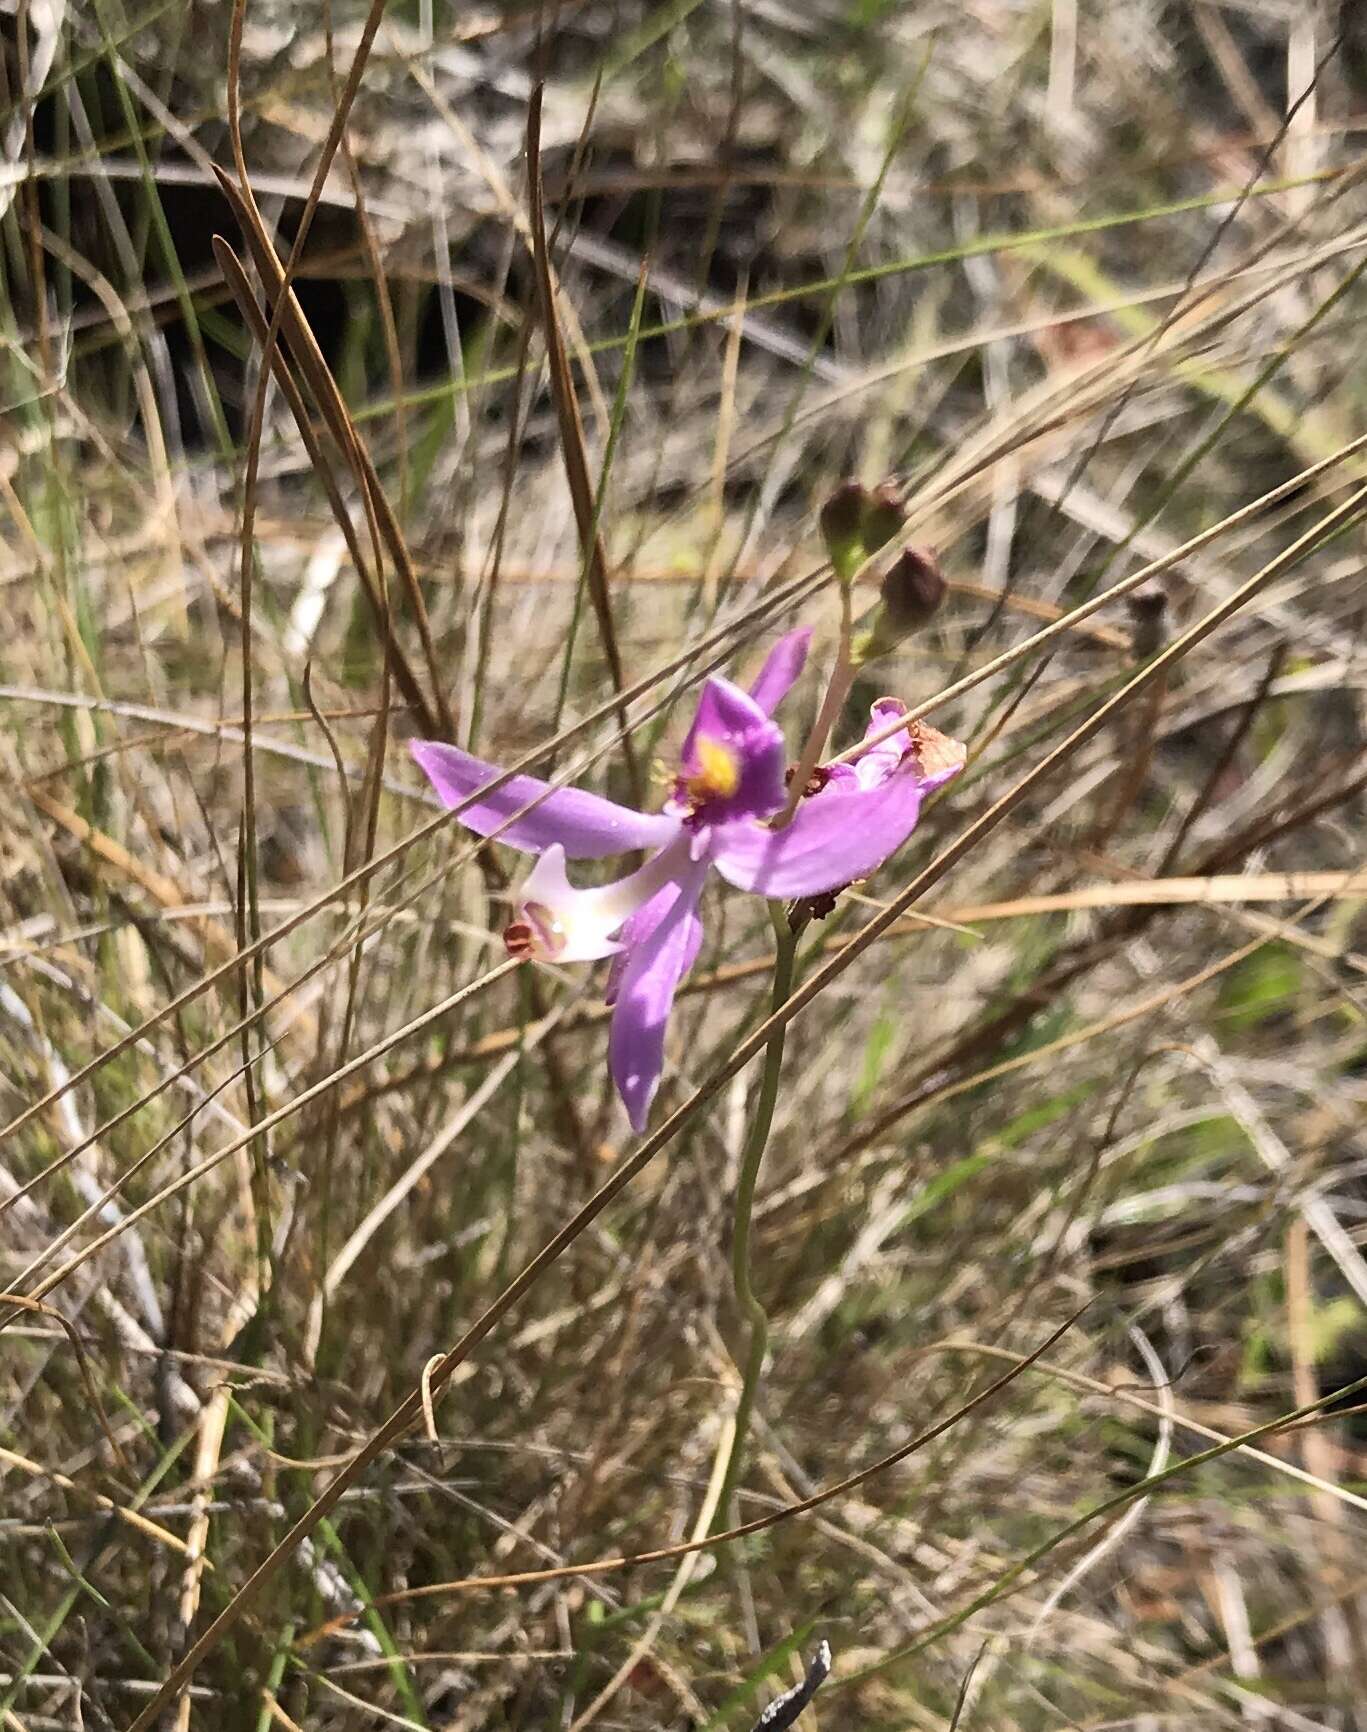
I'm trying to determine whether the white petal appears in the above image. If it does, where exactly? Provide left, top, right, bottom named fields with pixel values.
left=512, top=836, right=695, bottom=964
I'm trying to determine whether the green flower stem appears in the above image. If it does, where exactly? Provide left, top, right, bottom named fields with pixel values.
left=713, top=902, right=801, bottom=1531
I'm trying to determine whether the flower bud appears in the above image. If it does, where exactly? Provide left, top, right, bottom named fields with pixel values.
left=861, top=483, right=906, bottom=555
left=879, top=545, right=945, bottom=631
left=819, top=481, right=869, bottom=582
left=851, top=546, right=945, bottom=666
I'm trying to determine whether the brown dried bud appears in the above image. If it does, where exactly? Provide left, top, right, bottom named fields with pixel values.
left=879, top=545, right=945, bottom=632
left=1126, top=586, right=1168, bottom=659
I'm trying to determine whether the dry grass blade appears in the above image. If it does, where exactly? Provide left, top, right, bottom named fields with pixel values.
left=6, top=962, right=519, bottom=1318
left=211, top=236, right=440, bottom=733
left=23, top=788, right=245, bottom=969
left=0, top=1442, right=193, bottom=1560
left=210, top=170, right=452, bottom=737
left=840, top=1361, right=1367, bottom=1692
left=0, top=1295, right=129, bottom=1475
left=525, top=83, right=641, bottom=802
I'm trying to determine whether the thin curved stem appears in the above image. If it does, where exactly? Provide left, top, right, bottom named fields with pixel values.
left=713, top=903, right=801, bottom=1530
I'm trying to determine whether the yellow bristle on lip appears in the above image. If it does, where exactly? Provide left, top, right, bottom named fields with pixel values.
left=689, top=736, right=741, bottom=800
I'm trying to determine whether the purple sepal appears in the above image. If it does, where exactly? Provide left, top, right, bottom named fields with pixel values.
left=748, top=627, right=812, bottom=715
left=410, top=740, right=679, bottom=858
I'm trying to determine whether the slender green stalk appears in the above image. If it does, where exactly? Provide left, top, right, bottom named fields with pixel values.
left=713, top=903, right=801, bottom=1530
left=254, top=1623, right=297, bottom=1732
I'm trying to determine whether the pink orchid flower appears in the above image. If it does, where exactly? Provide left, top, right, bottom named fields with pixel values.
left=411, top=630, right=964, bottom=1131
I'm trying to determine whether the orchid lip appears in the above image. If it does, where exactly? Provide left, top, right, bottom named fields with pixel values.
left=504, top=835, right=697, bottom=965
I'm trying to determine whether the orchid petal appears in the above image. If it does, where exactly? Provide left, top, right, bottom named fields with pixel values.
left=845, top=706, right=966, bottom=795
left=609, top=854, right=709, bottom=1132
left=748, top=627, right=812, bottom=715
left=604, top=872, right=702, bottom=1007
left=852, top=698, right=914, bottom=790
left=677, top=676, right=787, bottom=825
left=680, top=675, right=771, bottom=760
left=711, top=768, right=935, bottom=899
left=513, top=846, right=623, bottom=962
left=410, top=740, right=679, bottom=858
left=514, top=837, right=694, bottom=963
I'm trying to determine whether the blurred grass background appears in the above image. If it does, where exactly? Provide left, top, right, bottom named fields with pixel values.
left=3, top=1, right=1367, bottom=1726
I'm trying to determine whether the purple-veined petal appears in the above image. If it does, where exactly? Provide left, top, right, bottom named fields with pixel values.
left=748, top=627, right=812, bottom=715
left=676, top=676, right=787, bottom=826
left=410, top=740, right=679, bottom=858
left=608, top=853, right=710, bottom=1132
left=711, top=770, right=929, bottom=899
